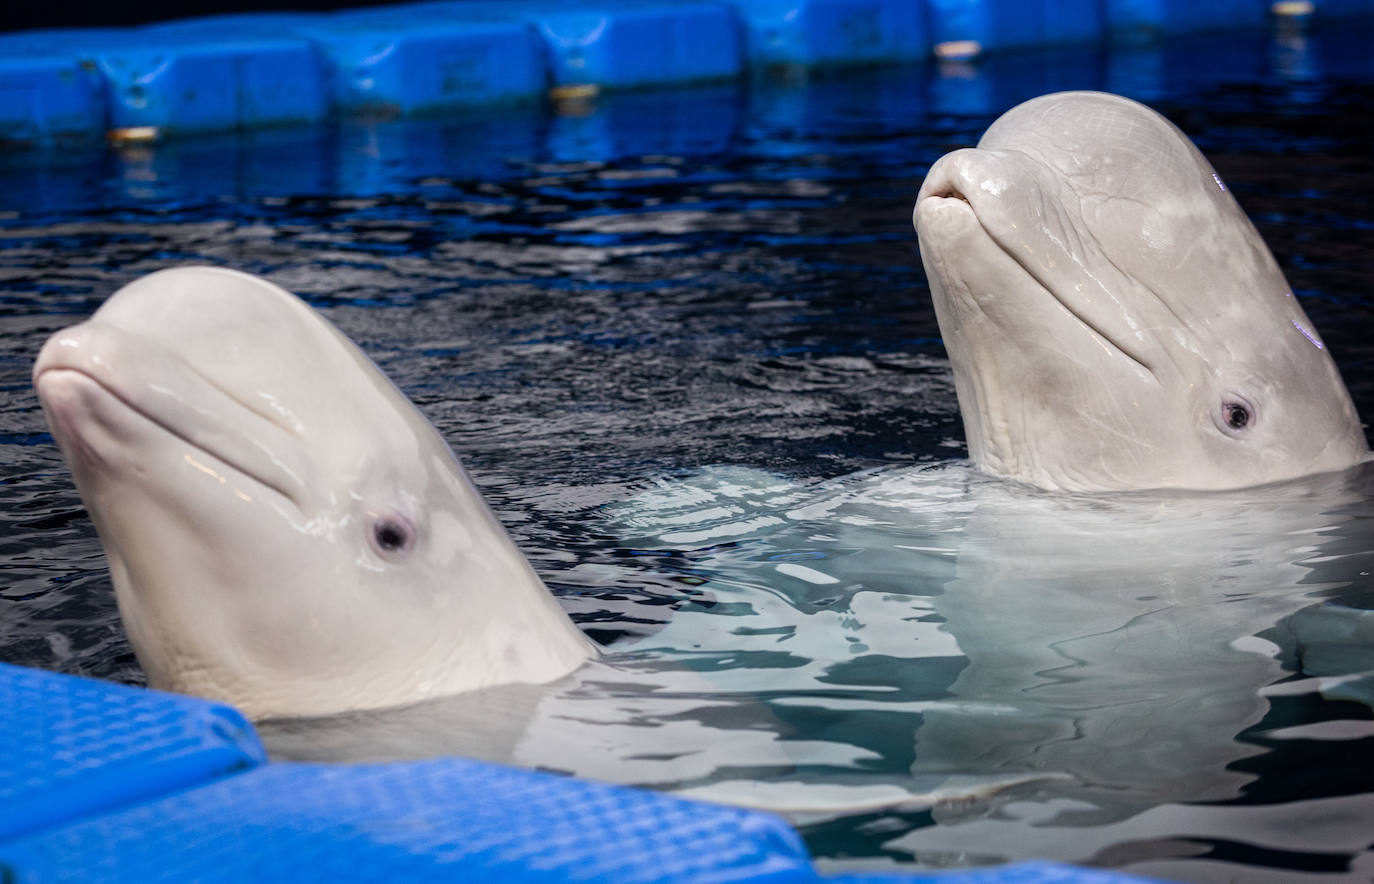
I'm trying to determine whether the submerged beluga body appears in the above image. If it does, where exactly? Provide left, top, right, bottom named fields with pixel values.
left=914, top=90, right=1369, bottom=491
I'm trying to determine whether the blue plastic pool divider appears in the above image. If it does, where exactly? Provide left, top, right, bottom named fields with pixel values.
left=1103, top=0, right=1269, bottom=34
left=0, top=25, right=329, bottom=138
left=0, top=55, right=106, bottom=148
left=732, top=0, right=928, bottom=68
left=2, top=759, right=816, bottom=883
left=925, top=0, right=1104, bottom=54
left=0, top=662, right=1167, bottom=882
left=0, top=662, right=264, bottom=844
left=6, top=0, right=1374, bottom=147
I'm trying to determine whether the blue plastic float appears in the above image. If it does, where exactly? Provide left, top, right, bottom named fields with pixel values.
left=0, top=663, right=1165, bottom=882
left=1103, top=0, right=1269, bottom=34
left=4, top=0, right=1374, bottom=145
left=925, top=0, right=1103, bottom=54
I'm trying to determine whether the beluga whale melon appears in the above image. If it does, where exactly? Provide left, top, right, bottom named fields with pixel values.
left=914, top=90, right=1369, bottom=492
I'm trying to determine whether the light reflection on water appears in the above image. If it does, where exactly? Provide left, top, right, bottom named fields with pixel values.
left=4, top=18, right=1374, bottom=881
left=262, top=463, right=1374, bottom=878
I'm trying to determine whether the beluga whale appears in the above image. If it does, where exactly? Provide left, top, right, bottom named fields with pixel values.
left=914, top=90, right=1369, bottom=492
left=32, top=266, right=1063, bottom=818
left=33, top=266, right=597, bottom=720
left=29, top=267, right=964, bottom=813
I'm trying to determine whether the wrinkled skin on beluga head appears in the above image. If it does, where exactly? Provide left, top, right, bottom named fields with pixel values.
left=914, top=90, right=1369, bottom=492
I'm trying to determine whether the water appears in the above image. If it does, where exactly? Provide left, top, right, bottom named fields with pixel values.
left=4, top=19, right=1374, bottom=882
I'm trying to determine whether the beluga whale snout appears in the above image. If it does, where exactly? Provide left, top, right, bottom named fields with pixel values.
left=34, top=266, right=595, bottom=719
left=914, top=90, right=1369, bottom=492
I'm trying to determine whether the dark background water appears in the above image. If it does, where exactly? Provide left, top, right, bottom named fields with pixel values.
left=3, top=18, right=1374, bottom=876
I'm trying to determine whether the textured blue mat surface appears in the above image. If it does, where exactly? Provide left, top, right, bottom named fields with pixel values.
left=0, top=757, right=816, bottom=883
left=0, top=662, right=264, bottom=844
left=0, top=662, right=1164, bottom=882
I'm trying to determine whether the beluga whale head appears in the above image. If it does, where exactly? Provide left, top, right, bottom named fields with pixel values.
left=34, top=266, right=595, bottom=719
left=914, top=90, right=1368, bottom=492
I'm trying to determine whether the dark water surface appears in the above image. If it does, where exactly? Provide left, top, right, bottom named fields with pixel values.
left=4, top=19, right=1374, bottom=882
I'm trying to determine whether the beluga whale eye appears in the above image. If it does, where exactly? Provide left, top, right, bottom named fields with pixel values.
left=369, top=513, right=415, bottom=557
left=1216, top=395, right=1257, bottom=438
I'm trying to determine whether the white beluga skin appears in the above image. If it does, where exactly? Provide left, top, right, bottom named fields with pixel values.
left=914, top=90, right=1369, bottom=492
left=33, top=266, right=595, bottom=720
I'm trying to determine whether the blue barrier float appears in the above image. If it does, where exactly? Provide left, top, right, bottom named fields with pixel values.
left=0, top=663, right=1164, bottom=883
left=1104, top=0, right=1268, bottom=35
left=0, top=55, right=106, bottom=147
left=925, top=0, right=1102, bottom=55
left=525, top=0, right=744, bottom=92
left=0, top=759, right=816, bottom=883
left=4, top=0, right=1374, bottom=144
left=148, top=7, right=549, bottom=117
left=734, top=0, right=930, bottom=69
left=0, top=25, right=328, bottom=137
left=0, top=663, right=263, bottom=844
left=317, top=12, right=544, bottom=114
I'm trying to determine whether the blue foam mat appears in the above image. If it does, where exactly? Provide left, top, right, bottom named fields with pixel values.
left=0, top=663, right=1164, bottom=882
left=0, top=756, right=816, bottom=883
left=0, top=662, right=264, bottom=843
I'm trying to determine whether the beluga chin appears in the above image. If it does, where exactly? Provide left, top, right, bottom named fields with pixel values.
left=914, top=90, right=1369, bottom=492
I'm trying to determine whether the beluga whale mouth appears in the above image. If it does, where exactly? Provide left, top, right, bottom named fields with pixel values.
left=34, top=266, right=596, bottom=720
left=913, top=90, right=1369, bottom=493
left=918, top=153, right=1157, bottom=378
left=36, top=328, right=309, bottom=514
